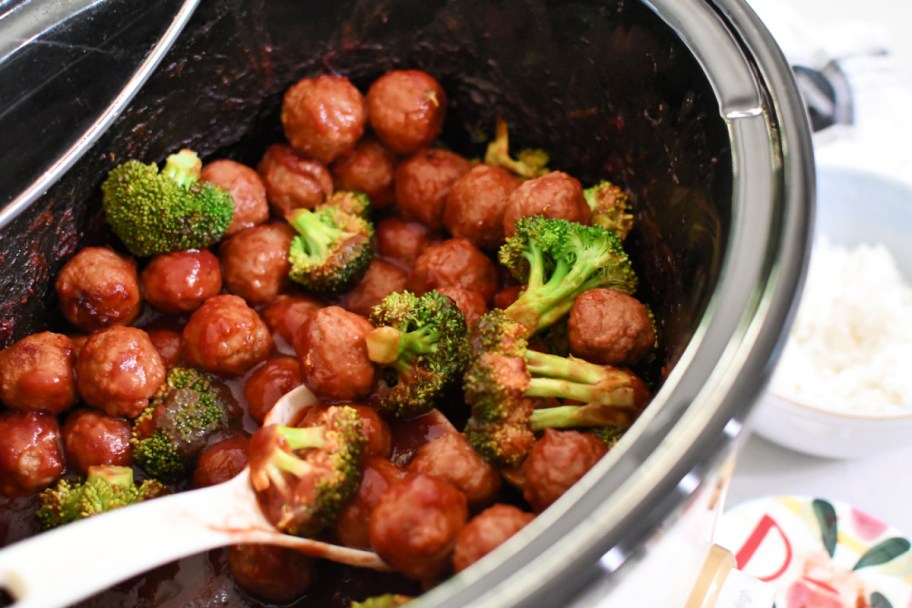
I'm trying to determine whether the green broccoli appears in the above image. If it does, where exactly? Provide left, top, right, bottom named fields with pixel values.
left=496, top=216, right=638, bottom=336
left=324, top=190, right=372, bottom=218
left=365, top=290, right=470, bottom=419
left=248, top=405, right=365, bottom=537
left=583, top=180, right=634, bottom=240
left=36, top=465, right=167, bottom=529
left=132, top=367, right=240, bottom=483
left=462, top=314, right=646, bottom=467
left=286, top=198, right=375, bottom=294
left=101, top=148, right=234, bottom=257
left=351, top=594, right=413, bottom=608
left=484, top=117, right=550, bottom=179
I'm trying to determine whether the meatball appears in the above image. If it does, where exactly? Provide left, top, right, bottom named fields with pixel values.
left=375, top=217, right=434, bottom=269
left=330, top=137, right=396, bottom=209
left=62, top=408, right=133, bottom=475
left=182, top=294, right=273, bottom=378
left=0, top=410, right=64, bottom=497
left=493, top=284, right=523, bottom=310
left=219, top=222, right=294, bottom=306
left=453, top=504, right=535, bottom=572
left=502, top=171, right=591, bottom=238
left=200, top=159, right=269, bottom=236
left=334, top=457, right=405, bottom=549
left=0, top=332, right=77, bottom=414
left=145, top=326, right=184, bottom=368
left=227, top=543, right=315, bottom=603
left=243, top=357, right=302, bottom=425
left=394, top=149, right=471, bottom=231
left=434, top=286, right=488, bottom=327
left=522, top=429, right=608, bottom=513
left=257, top=144, right=333, bottom=215
left=192, top=434, right=250, bottom=488
left=369, top=472, right=468, bottom=581
left=444, top=164, right=521, bottom=250
left=350, top=404, right=393, bottom=459
left=75, top=326, right=166, bottom=419
left=281, top=74, right=366, bottom=165
left=295, top=306, right=376, bottom=401
left=55, top=247, right=142, bottom=332
left=343, top=259, right=408, bottom=317
left=408, top=432, right=501, bottom=510
left=140, top=248, right=222, bottom=315
left=260, top=293, right=324, bottom=347
left=568, top=288, right=656, bottom=366
left=407, top=238, right=498, bottom=303
left=367, top=70, right=447, bottom=154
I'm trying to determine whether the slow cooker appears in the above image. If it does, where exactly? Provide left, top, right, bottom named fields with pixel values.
left=0, top=0, right=813, bottom=606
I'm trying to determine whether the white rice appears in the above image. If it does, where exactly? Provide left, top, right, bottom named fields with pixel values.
left=770, top=235, right=912, bottom=415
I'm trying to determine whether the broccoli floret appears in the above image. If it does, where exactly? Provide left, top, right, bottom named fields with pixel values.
left=351, top=594, right=413, bottom=608
left=132, top=367, right=240, bottom=483
left=497, top=216, right=638, bottom=335
left=463, top=316, right=645, bottom=467
left=248, top=405, right=365, bottom=537
left=101, top=148, right=234, bottom=257
left=325, top=190, right=372, bottom=218
left=583, top=181, right=634, bottom=240
left=36, top=465, right=167, bottom=529
left=365, top=291, right=470, bottom=419
left=483, top=117, right=550, bottom=179
left=286, top=199, right=374, bottom=294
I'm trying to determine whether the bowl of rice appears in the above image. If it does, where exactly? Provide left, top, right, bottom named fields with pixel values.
left=750, top=165, right=912, bottom=459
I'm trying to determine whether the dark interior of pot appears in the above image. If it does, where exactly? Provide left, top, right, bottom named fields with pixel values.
left=0, top=0, right=732, bottom=605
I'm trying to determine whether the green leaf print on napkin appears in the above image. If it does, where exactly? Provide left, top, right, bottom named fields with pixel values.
left=854, top=537, right=911, bottom=570
left=870, top=591, right=894, bottom=608
left=812, top=498, right=838, bottom=558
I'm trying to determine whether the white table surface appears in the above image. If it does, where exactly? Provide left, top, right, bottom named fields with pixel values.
left=727, top=427, right=912, bottom=536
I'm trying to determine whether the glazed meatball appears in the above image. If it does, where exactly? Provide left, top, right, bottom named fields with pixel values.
left=375, top=217, right=434, bottom=269
left=281, top=74, right=366, bottom=164
left=444, top=164, right=521, bottom=250
left=145, top=326, right=184, bottom=368
left=407, top=238, right=498, bottom=303
left=295, top=306, right=376, bottom=401
left=227, top=543, right=315, bottom=603
left=408, top=432, right=501, bottom=510
left=367, top=70, right=446, bottom=154
left=522, top=429, right=608, bottom=513
left=394, top=149, right=471, bottom=231
left=62, top=408, right=133, bottom=475
left=452, top=504, right=535, bottom=572
left=55, top=247, right=142, bottom=332
left=200, top=159, right=269, bottom=236
left=502, top=171, right=591, bottom=238
left=493, top=284, right=523, bottom=310
left=334, top=457, right=405, bottom=549
left=192, top=434, right=250, bottom=488
left=243, top=357, right=302, bottom=425
left=182, top=294, right=273, bottom=378
left=219, top=222, right=294, bottom=306
left=0, top=332, right=77, bottom=414
left=140, top=249, right=222, bottom=315
left=75, top=326, right=166, bottom=419
left=257, top=144, right=333, bottom=215
left=568, top=288, right=656, bottom=366
left=0, top=410, right=64, bottom=497
left=343, top=259, right=408, bottom=317
left=434, top=286, right=488, bottom=327
left=351, top=404, right=393, bottom=459
left=260, top=293, right=324, bottom=347
left=369, top=472, right=468, bottom=581
left=330, top=137, right=396, bottom=209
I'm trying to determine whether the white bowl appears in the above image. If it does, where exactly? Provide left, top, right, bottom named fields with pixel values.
left=749, top=166, right=912, bottom=458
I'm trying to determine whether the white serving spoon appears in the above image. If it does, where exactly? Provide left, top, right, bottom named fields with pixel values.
left=0, top=384, right=390, bottom=608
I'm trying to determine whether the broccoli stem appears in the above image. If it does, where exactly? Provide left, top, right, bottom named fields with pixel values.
left=279, top=425, right=327, bottom=452
left=506, top=244, right=615, bottom=333
left=161, top=149, right=202, bottom=187
left=530, top=403, right=632, bottom=431
left=366, top=326, right=438, bottom=367
left=523, top=349, right=607, bottom=383
left=86, top=465, right=135, bottom=490
left=287, top=210, right=343, bottom=259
